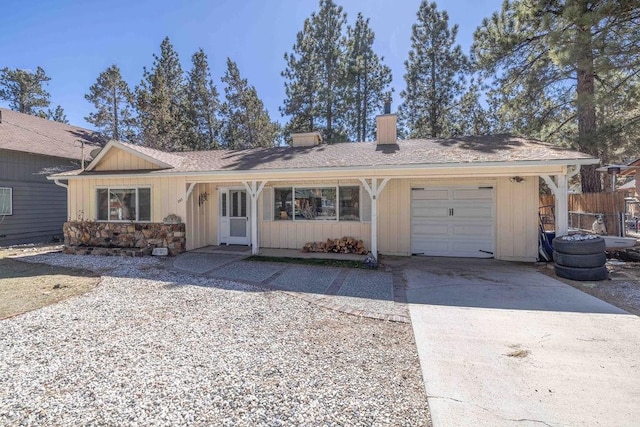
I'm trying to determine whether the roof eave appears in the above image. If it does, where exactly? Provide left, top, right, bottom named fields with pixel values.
left=47, top=157, right=599, bottom=180
left=85, top=140, right=175, bottom=171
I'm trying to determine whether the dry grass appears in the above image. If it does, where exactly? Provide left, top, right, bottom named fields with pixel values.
left=0, top=247, right=99, bottom=319
left=539, top=262, right=640, bottom=316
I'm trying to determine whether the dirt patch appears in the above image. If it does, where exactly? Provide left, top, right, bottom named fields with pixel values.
left=539, top=262, right=640, bottom=316
left=0, top=245, right=99, bottom=319
left=505, top=344, right=531, bottom=358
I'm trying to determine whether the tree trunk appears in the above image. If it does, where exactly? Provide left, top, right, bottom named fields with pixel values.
left=575, top=13, right=600, bottom=192
left=327, top=67, right=333, bottom=142
left=430, top=52, right=437, bottom=137
left=113, top=86, right=119, bottom=141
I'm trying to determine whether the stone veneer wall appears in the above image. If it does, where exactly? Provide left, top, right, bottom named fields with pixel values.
left=63, top=222, right=186, bottom=256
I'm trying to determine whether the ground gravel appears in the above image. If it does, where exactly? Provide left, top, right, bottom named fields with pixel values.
left=0, top=254, right=430, bottom=426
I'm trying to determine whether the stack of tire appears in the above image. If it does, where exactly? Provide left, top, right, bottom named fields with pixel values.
left=552, top=235, right=608, bottom=281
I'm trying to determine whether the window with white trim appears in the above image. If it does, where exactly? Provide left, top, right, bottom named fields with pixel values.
left=0, top=187, right=12, bottom=215
left=96, top=188, right=151, bottom=222
left=273, top=186, right=360, bottom=221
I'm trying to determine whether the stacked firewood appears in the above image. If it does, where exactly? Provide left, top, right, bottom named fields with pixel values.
left=302, top=236, right=368, bottom=255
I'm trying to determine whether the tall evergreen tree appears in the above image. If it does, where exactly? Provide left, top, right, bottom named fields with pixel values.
left=184, top=49, right=221, bottom=150
left=473, top=0, right=640, bottom=192
left=399, top=1, right=468, bottom=138
left=282, top=0, right=348, bottom=143
left=46, top=105, right=68, bottom=124
left=282, top=18, right=319, bottom=139
left=220, top=59, right=279, bottom=149
left=135, top=37, right=186, bottom=151
left=0, top=66, right=51, bottom=115
left=450, top=78, right=492, bottom=136
left=85, top=65, right=136, bottom=141
left=345, top=13, right=392, bottom=142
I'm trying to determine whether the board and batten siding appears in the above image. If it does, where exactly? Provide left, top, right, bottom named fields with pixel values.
left=257, top=182, right=371, bottom=250
left=377, top=178, right=412, bottom=255
left=67, top=176, right=188, bottom=224
left=185, top=183, right=217, bottom=251
left=0, top=149, right=76, bottom=245
left=67, top=173, right=538, bottom=260
left=376, top=177, right=539, bottom=261
left=494, top=176, right=539, bottom=261
left=92, top=147, right=163, bottom=171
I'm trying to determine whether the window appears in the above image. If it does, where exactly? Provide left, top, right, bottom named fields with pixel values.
left=0, top=187, right=12, bottom=215
left=339, top=186, right=360, bottom=221
left=272, top=186, right=360, bottom=222
left=296, top=188, right=336, bottom=220
left=221, top=193, right=227, bottom=217
left=274, top=188, right=293, bottom=220
left=97, top=188, right=151, bottom=222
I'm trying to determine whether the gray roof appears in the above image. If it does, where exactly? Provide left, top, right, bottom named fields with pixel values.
left=0, top=108, right=104, bottom=160
left=55, top=135, right=597, bottom=177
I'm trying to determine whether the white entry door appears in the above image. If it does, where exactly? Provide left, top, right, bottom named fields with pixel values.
left=411, top=186, right=495, bottom=258
left=219, top=188, right=250, bottom=245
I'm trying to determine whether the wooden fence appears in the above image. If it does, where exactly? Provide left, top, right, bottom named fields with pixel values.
left=539, top=193, right=629, bottom=235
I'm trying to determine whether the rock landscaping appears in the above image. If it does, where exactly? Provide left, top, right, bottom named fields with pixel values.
left=63, top=221, right=186, bottom=256
left=0, top=253, right=430, bottom=426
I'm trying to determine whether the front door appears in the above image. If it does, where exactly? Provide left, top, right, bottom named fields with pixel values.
left=220, top=188, right=250, bottom=245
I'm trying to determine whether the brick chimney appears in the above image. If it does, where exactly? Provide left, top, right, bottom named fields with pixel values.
left=376, top=97, right=397, bottom=145
left=291, top=131, right=323, bottom=147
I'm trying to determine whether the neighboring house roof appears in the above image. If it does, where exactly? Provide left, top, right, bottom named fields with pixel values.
left=0, top=107, right=104, bottom=160
left=51, top=134, right=599, bottom=178
left=620, top=159, right=640, bottom=176
left=618, top=179, right=636, bottom=191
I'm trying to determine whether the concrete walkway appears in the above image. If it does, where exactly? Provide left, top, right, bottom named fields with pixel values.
left=171, top=251, right=408, bottom=322
left=405, top=257, right=640, bottom=426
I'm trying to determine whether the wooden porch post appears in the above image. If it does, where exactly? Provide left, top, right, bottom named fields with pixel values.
left=541, top=174, right=569, bottom=236
left=359, top=178, right=390, bottom=259
left=243, top=181, right=266, bottom=255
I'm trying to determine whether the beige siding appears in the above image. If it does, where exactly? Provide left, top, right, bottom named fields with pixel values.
left=67, top=176, right=187, bottom=223
left=67, top=173, right=539, bottom=260
left=93, top=148, right=162, bottom=171
left=258, top=181, right=370, bottom=250
left=259, top=221, right=370, bottom=249
left=376, top=177, right=538, bottom=261
left=377, top=178, right=411, bottom=255
left=376, top=115, right=397, bottom=144
left=186, top=183, right=217, bottom=250
left=495, top=176, right=539, bottom=261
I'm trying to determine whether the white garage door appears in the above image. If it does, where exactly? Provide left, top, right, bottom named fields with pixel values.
left=411, top=186, right=495, bottom=258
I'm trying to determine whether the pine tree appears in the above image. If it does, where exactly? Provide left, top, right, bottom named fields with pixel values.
left=184, top=49, right=221, bottom=150
left=135, top=37, right=186, bottom=151
left=0, top=66, right=51, bottom=115
left=472, top=0, right=640, bottom=192
left=282, top=18, right=319, bottom=139
left=344, top=13, right=392, bottom=142
left=282, top=0, right=348, bottom=143
left=399, top=1, right=468, bottom=138
left=85, top=65, right=136, bottom=141
left=450, top=78, right=492, bottom=136
left=46, top=105, right=68, bottom=124
left=220, top=59, right=279, bottom=149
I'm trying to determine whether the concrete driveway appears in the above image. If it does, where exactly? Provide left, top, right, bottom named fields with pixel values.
left=405, top=257, right=640, bottom=427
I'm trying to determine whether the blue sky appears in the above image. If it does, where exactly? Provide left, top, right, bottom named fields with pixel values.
left=0, top=0, right=503, bottom=129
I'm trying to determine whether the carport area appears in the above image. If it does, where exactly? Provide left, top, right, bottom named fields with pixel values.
left=405, top=257, right=640, bottom=426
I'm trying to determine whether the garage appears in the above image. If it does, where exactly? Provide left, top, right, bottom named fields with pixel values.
left=411, top=186, right=495, bottom=258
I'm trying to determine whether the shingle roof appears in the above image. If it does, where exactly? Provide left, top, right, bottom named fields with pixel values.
left=0, top=107, right=104, bottom=160
left=112, top=140, right=186, bottom=168
left=54, top=134, right=598, bottom=177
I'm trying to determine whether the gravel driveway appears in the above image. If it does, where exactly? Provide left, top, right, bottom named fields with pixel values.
left=0, top=254, right=430, bottom=426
